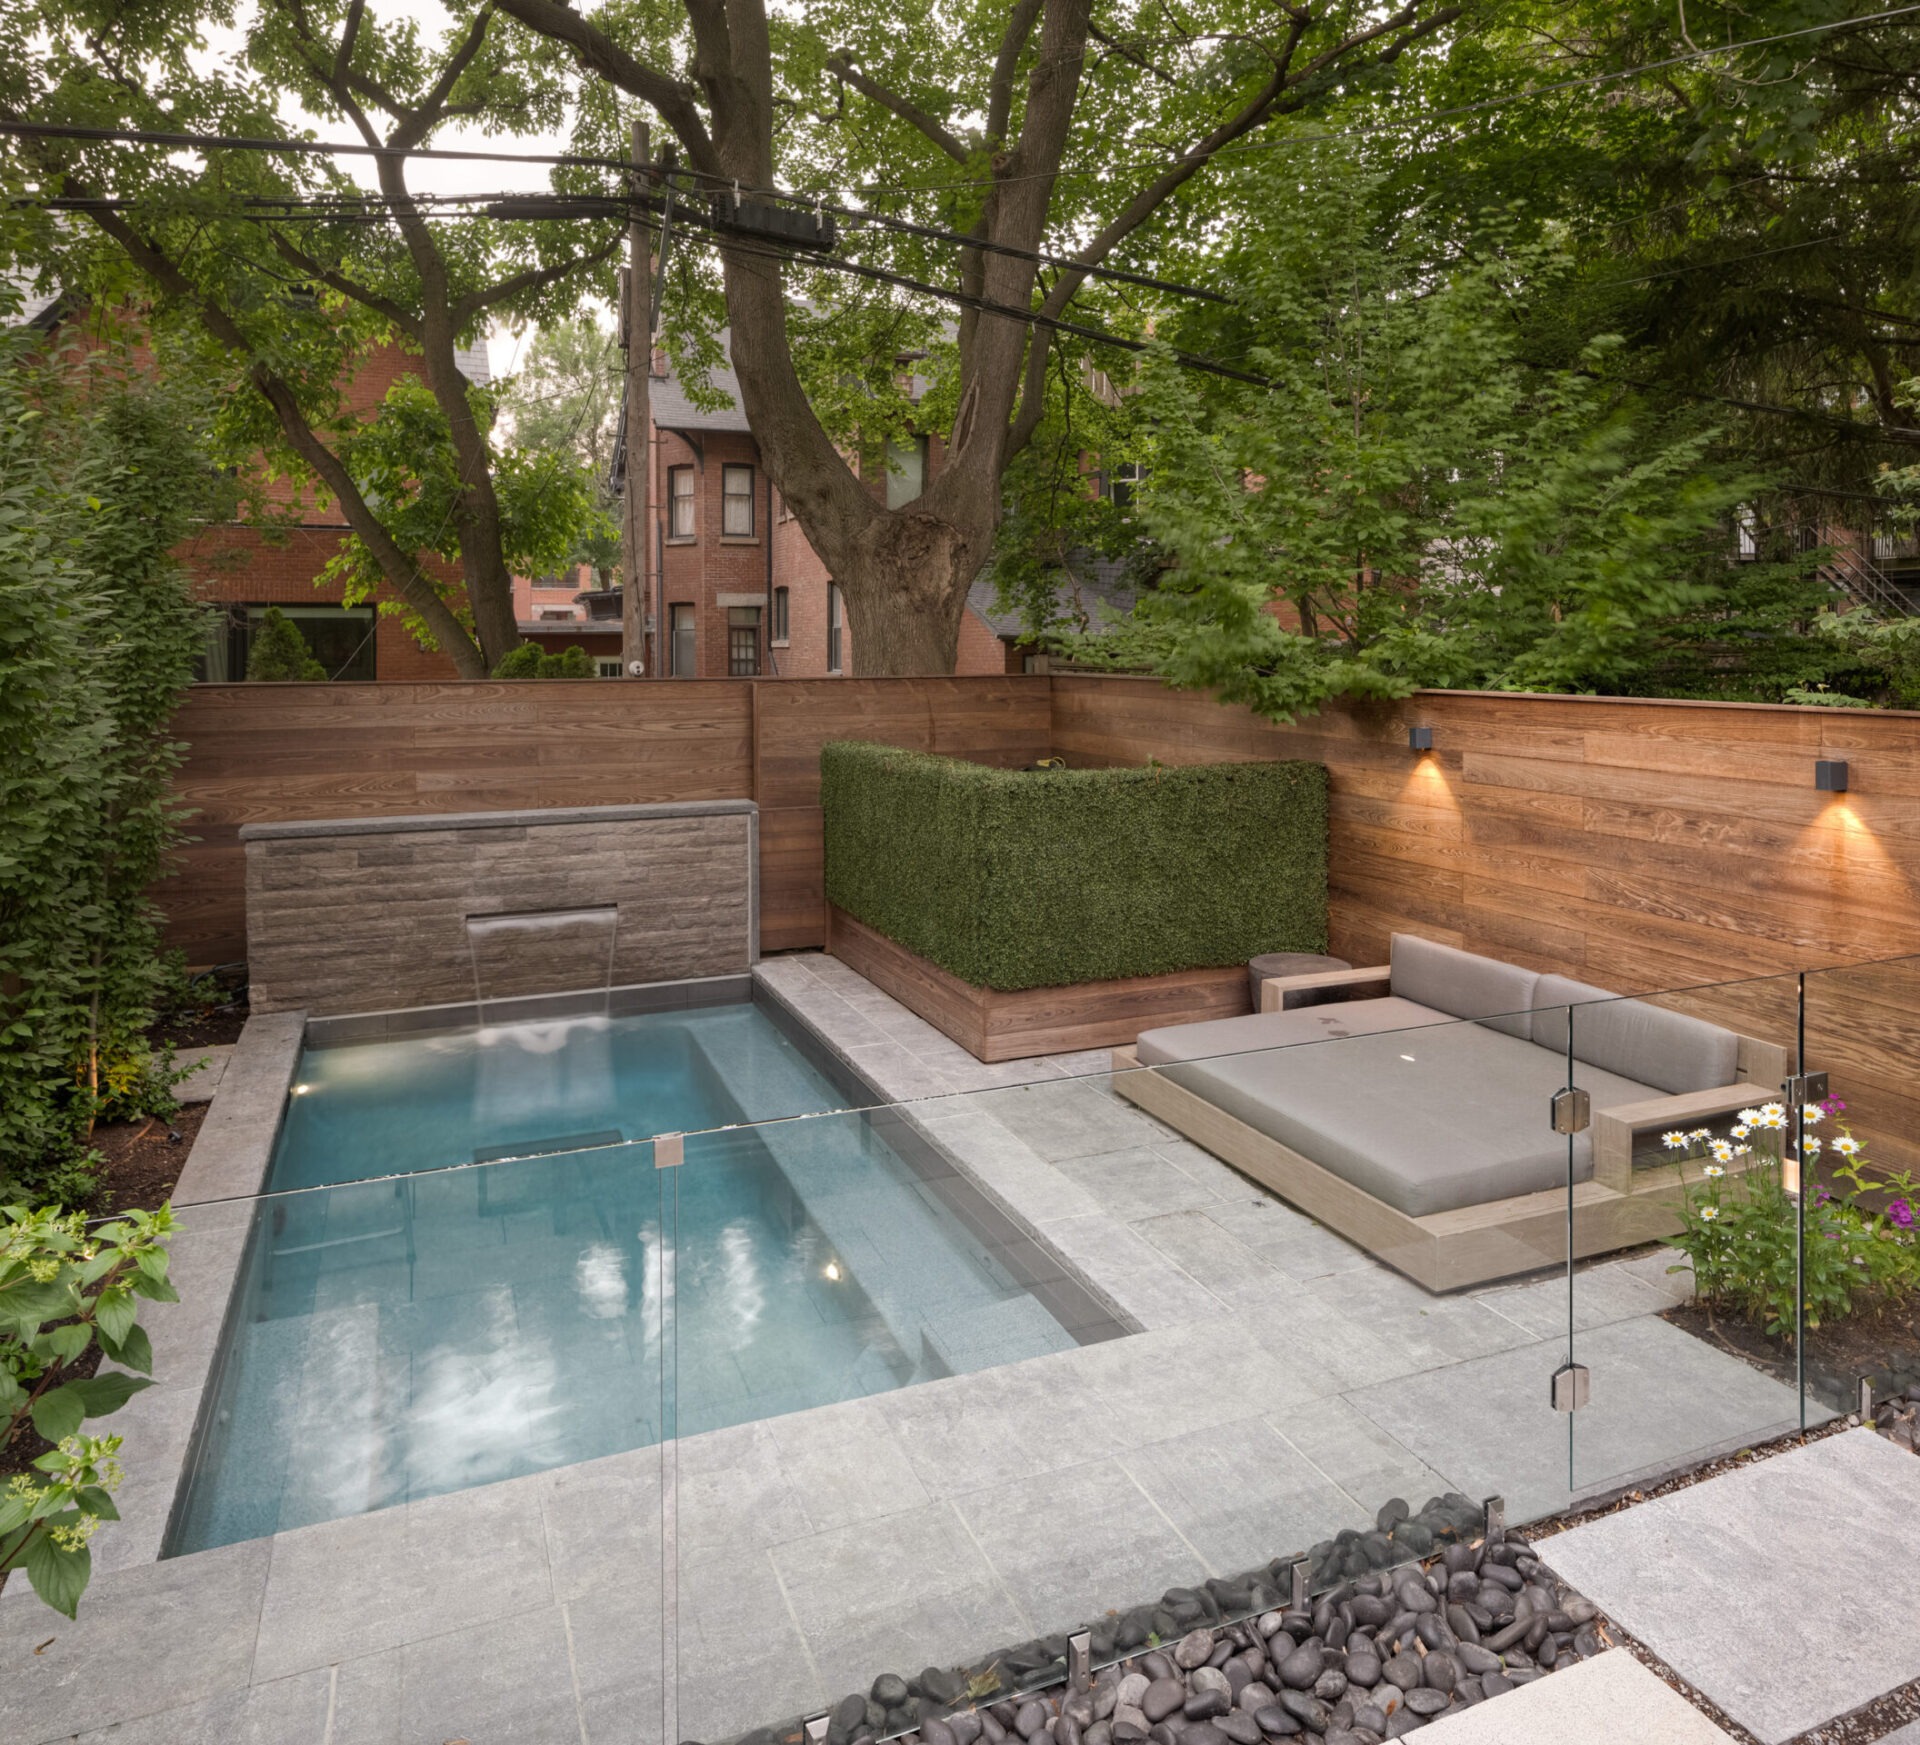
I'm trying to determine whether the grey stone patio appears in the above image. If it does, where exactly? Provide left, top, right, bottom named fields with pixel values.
left=1540, top=1428, right=1920, bottom=1744
left=1422, top=1648, right=1739, bottom=1744
left=0, top=953, right=1812, bottom=1745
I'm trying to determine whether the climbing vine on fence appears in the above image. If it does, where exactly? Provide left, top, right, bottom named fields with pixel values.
left=0, top=316, right=218, bottom=1200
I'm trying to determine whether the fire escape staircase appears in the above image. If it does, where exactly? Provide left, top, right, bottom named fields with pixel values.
left=1820, top=546, right=1917, bottom=618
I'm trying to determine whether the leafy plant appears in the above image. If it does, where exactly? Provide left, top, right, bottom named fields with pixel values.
left=1668, top=1101, right=1920, bottom=1337
left=0, top=1202, right=177, bottom=1616
left=244, top=607, right=326, bottom=682
left=0, top=317, right=212, bottom=1200
left=491, top=642, right=596, bottom=679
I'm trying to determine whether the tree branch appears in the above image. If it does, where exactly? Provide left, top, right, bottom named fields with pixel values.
left=987, top=0, right=1046, bottom=142
left=827, top=52, right=968, bottom=162
left=492, top=0, right=720, bottom=176
left=1007, top=2, right=1462, bottom=453
left=268, top=230, right=420, bottom=336
left=76, top=202, right=489, bottom=676
left=452, top=235, right=623, bottom=328
left=389, top=2, right=496, bottom=151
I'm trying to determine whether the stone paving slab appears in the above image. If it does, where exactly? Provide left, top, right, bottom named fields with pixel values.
left=174, top=1043, right=232, bottom=1104
left=1422, top=1649, right=1740, bottom=1744
left=1539, top=1429, right=1920, bottom=1744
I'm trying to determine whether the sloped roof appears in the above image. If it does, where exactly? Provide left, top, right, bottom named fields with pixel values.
left=651, top=329, right=750, bottom=433
left=967, top=557, right=1143, bottom=641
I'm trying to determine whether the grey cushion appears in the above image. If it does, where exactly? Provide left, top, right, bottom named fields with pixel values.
left=1138, top=996, right=1454, bottom=1067
left=1531, top=974, right=1740, bottom=1097
left=1388, top=936, right=1539, bottom=1041
left=1164, top=1022, right=1664, bottom=1218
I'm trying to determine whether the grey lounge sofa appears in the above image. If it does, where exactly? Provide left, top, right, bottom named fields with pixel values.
left=1113, top=935, right=1790, bottom=1291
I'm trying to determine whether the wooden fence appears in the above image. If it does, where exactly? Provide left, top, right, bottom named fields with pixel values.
left=166, top=677, right=1050, bottom=966
left=1052, top=677, right=1920, bottom=1169
left=166, top=674, right=1920, bottom=1160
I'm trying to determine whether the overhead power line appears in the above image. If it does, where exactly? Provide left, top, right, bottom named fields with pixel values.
left=12, top=182, right=1278, bottom=389
left=6, top=5, right=1917, bottom=233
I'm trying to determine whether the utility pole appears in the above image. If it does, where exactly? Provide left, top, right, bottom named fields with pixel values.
left=621, top=119, right=651, bottom=677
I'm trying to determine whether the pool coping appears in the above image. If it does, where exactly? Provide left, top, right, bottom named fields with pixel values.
left=237, top=799, right=760, bottom=841
left=92, top=1008, right=306, bottom=1573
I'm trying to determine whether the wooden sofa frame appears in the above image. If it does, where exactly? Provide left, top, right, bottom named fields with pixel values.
left=1111, top=963, right=1793, bottom=1293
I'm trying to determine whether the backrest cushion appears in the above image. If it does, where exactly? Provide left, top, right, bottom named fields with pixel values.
left=1533, top=972, right=1740, bottom=1095
left=1388, top=935, right=1538, bottom=1041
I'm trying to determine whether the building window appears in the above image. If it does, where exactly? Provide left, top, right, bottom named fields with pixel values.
left=722, top=463, right=755, bottom=537
left=727, top=606, right=761, bottom=676
left=199, top=603, right=378, bottom=683
left=771, top=586, right=790, bottom=644
left=668, top=466, right=695, bottom=538
left=885, top=436, right=929, bottom=510
left=1106, top=462, right=1145, bottom=510
left=596, top=657, right=623, bottom=678
left=669, top=604, right=696, bottom=677
left=827, top=583, right=844, bottom=675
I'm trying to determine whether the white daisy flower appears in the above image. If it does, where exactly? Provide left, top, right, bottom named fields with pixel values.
left=1709, top=1140, right=1734, bottom=1163
left=1663, top=1131, right=1688, bottom=1150
left=1833, top=1135, right=1862, bottom=1157
left=1731, top=1124, right=1751, bottom=1139
left=1704, top=1165, right=1726, bottom=1178
left=1756, top=1104, right=1788, bottom=1130
left=1802, top=1136, right=1822, bottom=1157
left=1688, top=1127, right=1712, bottom=1142
left=1802, top=1104, right=1824, bottom=1126
left=1738, top=1108, right=1763, bottom=1126
left=1699, top=1205, right=1720, bottom=1220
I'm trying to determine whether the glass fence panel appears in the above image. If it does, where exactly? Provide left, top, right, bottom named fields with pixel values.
left=1803, top=953, right=1920, bottom=1418
left=664, top=1000, right=1590, bottom=1745
left=1565, top=970, right=1814, bottom=1499
left=30, top=1140, right=671, bottom=1745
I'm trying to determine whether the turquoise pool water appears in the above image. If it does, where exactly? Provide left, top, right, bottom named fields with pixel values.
left=167, top=1000, right=1088, bottom=1554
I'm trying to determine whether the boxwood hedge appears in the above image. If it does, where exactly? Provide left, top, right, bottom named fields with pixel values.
left=820, top=741, right=1328, bottom=992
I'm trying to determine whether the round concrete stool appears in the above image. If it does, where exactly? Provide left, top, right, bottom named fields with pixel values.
left=1248, top=950, right=1352, bottom=1009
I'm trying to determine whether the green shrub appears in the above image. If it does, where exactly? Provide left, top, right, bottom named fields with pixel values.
left=243, top=608, right=326, bottom=681
left=0, top=329, right=212, bottom=1199
left=821, top=742, right=1328, bottom=990
left=491, top=643, right=596, bottom=679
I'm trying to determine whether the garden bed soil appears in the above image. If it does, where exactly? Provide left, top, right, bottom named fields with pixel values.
left=151, top=1000, right=248, bottom=1052
left=86, top=1101, right=206, bottom=1218
left=1661, top=1299, right=1920, bottom=1409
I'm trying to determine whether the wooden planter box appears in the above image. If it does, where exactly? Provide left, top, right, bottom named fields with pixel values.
left=826, top=907, right=1251, bottom=1062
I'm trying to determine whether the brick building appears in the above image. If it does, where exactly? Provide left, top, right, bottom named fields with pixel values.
left=599, top=333, right=1018, bottom=679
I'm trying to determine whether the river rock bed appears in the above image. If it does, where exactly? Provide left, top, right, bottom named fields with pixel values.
left=726, top=1496, right=1606, bottom=1745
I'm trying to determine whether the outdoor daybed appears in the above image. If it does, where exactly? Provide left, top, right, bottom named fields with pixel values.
left=1111, top=935, right=1792, bottom=1291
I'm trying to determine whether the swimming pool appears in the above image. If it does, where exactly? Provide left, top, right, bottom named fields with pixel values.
left=167, top=996, right=1114, bottom=1554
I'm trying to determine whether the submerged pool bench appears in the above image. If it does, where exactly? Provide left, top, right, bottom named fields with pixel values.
left=1111, top=935, right=1792, bottom=1291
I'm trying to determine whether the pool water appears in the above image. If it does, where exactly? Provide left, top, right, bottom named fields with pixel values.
left=168, top=1000, right=1088, bottom=1554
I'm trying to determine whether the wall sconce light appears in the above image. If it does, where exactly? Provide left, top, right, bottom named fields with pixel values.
left=1408, top=727, right=1435, bottom=752
left=1815, top=760, right=1849, bottom=792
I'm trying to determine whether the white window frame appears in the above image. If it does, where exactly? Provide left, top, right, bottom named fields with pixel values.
left=721, top=463, right=756, bottom=537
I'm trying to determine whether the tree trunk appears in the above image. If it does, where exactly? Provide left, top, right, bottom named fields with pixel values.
left=837, top=508, right=988, bottom=674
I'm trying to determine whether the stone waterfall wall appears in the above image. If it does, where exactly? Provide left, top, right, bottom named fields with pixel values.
left=241, top=801, right=757, bottom=1016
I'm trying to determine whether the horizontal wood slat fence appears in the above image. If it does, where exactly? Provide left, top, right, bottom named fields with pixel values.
left=167, top=674, right=1920, bottom=1166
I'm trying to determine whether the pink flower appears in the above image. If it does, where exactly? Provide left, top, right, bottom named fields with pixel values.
left=1890, top=1199, right=1914, bottom=1230
left=1820, top=1096, right=1848, bottom=1116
